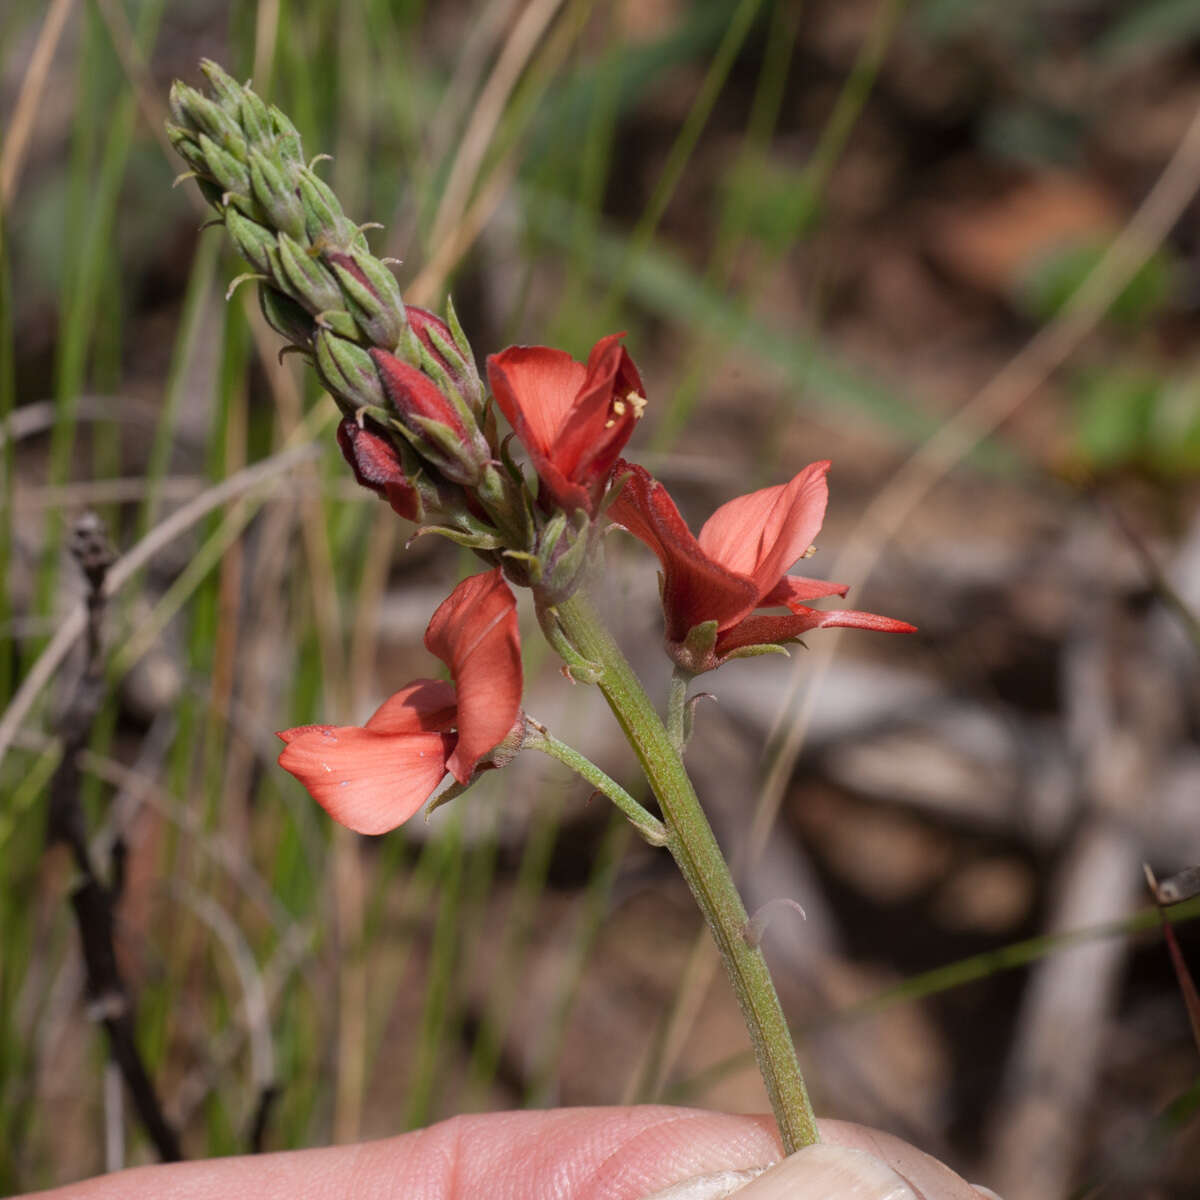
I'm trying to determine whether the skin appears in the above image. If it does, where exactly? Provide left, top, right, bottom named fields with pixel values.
left=25, top=1107, right=991, bottom=1199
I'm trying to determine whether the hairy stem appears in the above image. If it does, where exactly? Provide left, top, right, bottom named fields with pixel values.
left=552, top=591, right=818, bottom=1152
left=523, top=718, right=667, bottom=846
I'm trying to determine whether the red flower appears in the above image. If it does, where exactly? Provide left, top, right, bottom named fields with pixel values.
left=277, top=568, right=523, bottom=833
left=487, top=334, right=646, bottom=516
left=609, top=460, right=915, bottom=672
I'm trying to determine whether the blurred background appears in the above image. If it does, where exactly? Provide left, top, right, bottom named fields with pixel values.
left=3, top=0, right=1200, bottom=1195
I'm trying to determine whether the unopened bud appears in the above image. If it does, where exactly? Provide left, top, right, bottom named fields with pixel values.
left=336, top=418, right=423, bottom=521
left=370, top=349, right=491, bottom=486
left=315, top=330, right=387, bottom=414
left=198, top=59, right=243, bottom=111
left=325, top=251, right=405, bottom=349
left=197, top=132, right=251, bottom=204
left=225, top=206, right=278, bottom=275
left=408, top=305, right=482, bottom=409
left=296, top=168, right=357, bottom=247
left=277, top=232, right=343, bottom=314
left=249, top=153, right=306, bottom=241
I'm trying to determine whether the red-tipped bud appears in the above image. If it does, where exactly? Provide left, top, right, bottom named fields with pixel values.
left=370, top=349, right=492, bottom=486
left=336, top=418, right=422, bottom=521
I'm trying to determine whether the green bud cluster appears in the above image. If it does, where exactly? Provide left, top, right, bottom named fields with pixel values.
left=166, top=59, right=407, bottom=414
left=168, top=60, right=535, bottom=562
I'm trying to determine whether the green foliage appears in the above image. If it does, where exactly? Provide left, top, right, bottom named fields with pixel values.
left=1018, top=239, right=1177, bottom=329
left=1073, top=364, right=1200, bottom=476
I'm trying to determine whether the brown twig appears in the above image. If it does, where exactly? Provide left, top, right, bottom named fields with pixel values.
left=46, top=513, right=183, bottom=1162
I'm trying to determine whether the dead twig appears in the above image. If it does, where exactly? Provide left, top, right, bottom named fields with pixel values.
left=46, top=514, right=183, bottom=1162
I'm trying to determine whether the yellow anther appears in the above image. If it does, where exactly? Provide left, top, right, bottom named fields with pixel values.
left=605, top=392, right=647, bottom=429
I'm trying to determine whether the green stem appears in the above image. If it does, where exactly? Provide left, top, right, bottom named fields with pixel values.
left=523, top=719, right=667, bottom=846
left=666, top=666, right=689, bottom=752
left=552, top=591, right=818, bottom=1152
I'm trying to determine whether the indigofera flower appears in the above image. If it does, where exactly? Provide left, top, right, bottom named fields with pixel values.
left=609, top=460, right=915, bottom=672
left=487, top=334, right=646, bottom=517
left=277, top=568, right=523, bottom=833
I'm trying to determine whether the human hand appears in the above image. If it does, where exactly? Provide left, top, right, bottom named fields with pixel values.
left=26, top=1106, right=998, bottom=1198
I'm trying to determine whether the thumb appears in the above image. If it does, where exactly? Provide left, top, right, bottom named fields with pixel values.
left=733, top=1144, right=934, bottom=1198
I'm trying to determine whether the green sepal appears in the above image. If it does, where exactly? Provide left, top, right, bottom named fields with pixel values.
left=498, top=431, right=524, bottom=484
left=410, top=525, right=504, bottom=551
left=268, top=105, right=304, bottom=164
left=352, top=251, right=405, bottom=315
left=680, top=620, right=719, bottom=666
left=502, top=547, right=543, bottom=584
left=445, top=294, right=475, bottom=367
left=721, top=642, right=792, bottom=662
left=277, top=232, right=342, bottom=314
left=542, top=510, right=592, bottom=600
left=424, top=778, right=473, bottom=820
left=310, top=309, right=358, bottom=341
left=237, top=87, right=273, bottom=146
left=167, top=132, right=209, bottom=179
left=405, top=413, right=486, bottom=485
left=198, top=59, right=243, bottom=111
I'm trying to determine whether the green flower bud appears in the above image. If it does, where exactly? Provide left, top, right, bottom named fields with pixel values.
left=249, top=154, right=306, bottom=241
left=314, top=329, right=387, bottom=414
left=325, top=251, right=404, bottom=349
left=224, top=206, right=277, bottom=276
left=277, top=232, right=342, bottom=314
left=197, top=132, right=250, bottom=202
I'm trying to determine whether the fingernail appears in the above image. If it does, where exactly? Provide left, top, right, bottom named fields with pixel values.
left=731, top=1145, right=918, bottom=1199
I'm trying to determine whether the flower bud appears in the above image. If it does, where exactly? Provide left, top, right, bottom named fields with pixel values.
left=408, top=305, right=482, bottom=409
left=249, top=153, right=307, bottom=241
left=371, top=349, right=492, bottom=486
left=336, top=417, right=424, bottom=521
left=197, top=132, right=251, bottom=200
left=276, top=232, right=343, bottom=314
left=325, top=251, right=405, bottom=350
left=224, top=206, right=278, bottom=275
left=198, top=58, right=244, bottom=111
left=315, top=329, right=387, bottom=414
left=296, top=168, right=357, bottom=247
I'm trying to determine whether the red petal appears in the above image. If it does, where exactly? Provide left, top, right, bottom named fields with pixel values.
left=487, top=346, right=593, bottom=512
left=608, top=461, right=759, bottom=639
left=364, top=679, right=458, bottom=734
left=758, top=574, right=849, bottom=608
left=697, top=461, right=831, bottom=598
left=487, top=346, right=587, bottom=457
left=424, top=569, right=523, bottom=783
left=277, top=723, right=453, bottom=834
left=553, top=334, right=645, bottom=486
left=715, top=606, right=917, bottom=658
